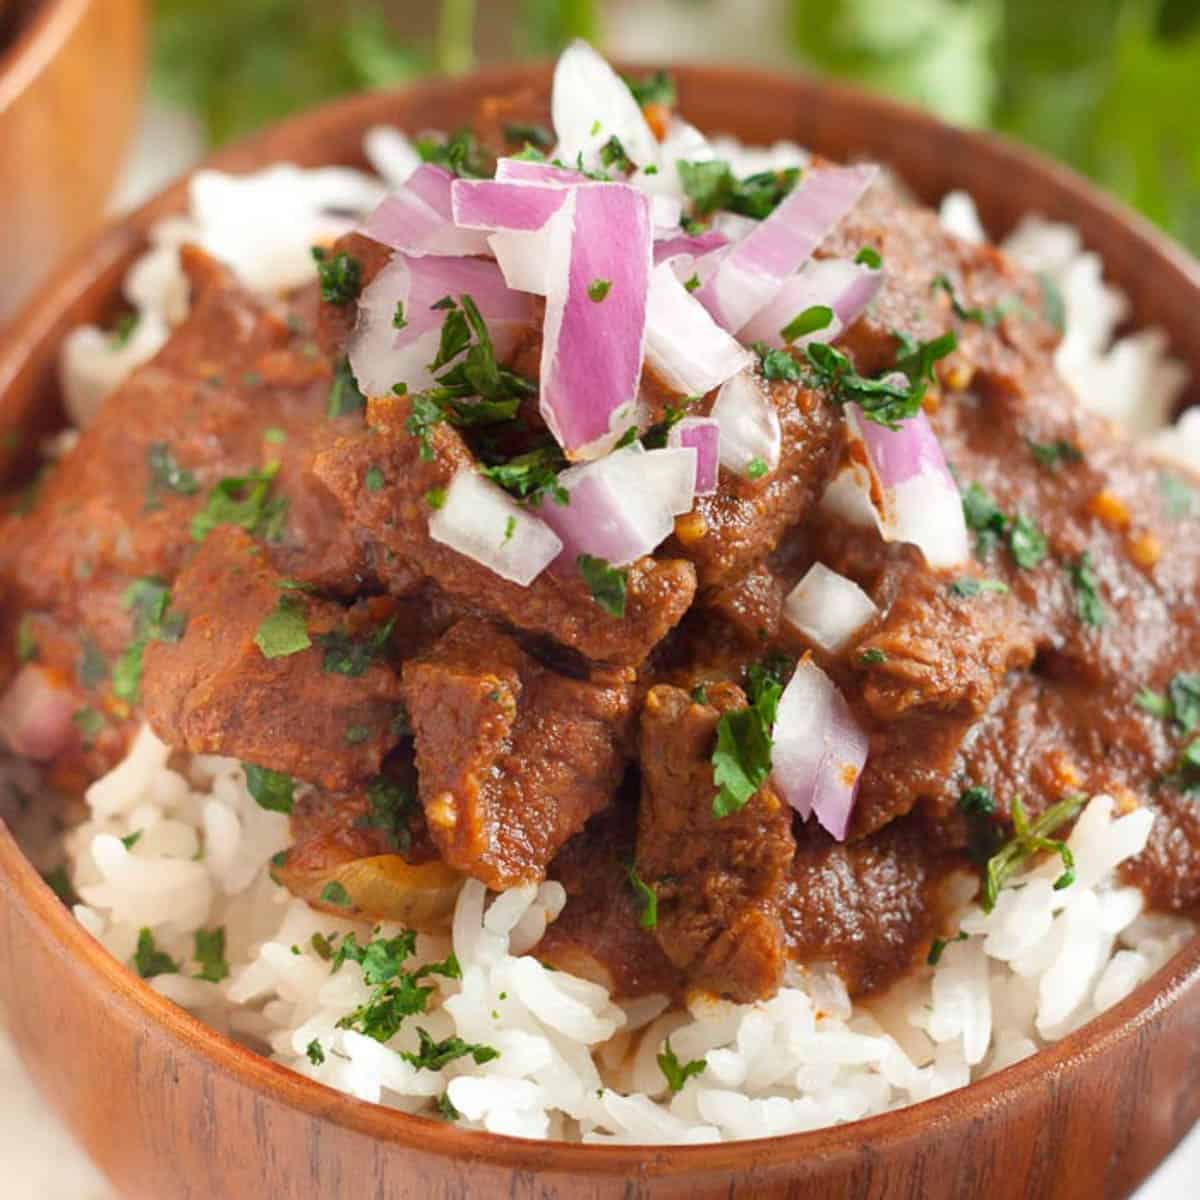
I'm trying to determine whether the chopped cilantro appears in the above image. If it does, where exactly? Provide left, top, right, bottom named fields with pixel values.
left=113, top=576, right=185, bottom=703
left=1167, top=739, right=1200, bottom=794
left=242, top=763, right=295, bottom=814
left=1136, top=673, right=1200, bottom=733
left=306, top=1039, right=326, bottom=1066
left=502, top=515, right=517, bottom=546
left=311, top=247, right=362, bottom=306
left=365, top=465, right=384, bottom=492
left=415, top=130, right=489, bottom=179
left=1159, top=471, right=1198, bottom=519
left=780, top=304, right=833, bottom=344
left=344, top=724, right=370, bottom=745
left=502, top=121, right=554, bottom=150
left=121, top=831, right=143, bottom=850
left=320, top=881, right=353, bottom=908
left=310, top=932, right=335, bottom=961
left=1027, top=437, right=1083, bottom=470
left=134, top=928, right=179, bottom=979
left=931, top=273, right=1024, bottom=327
left=254, top=594, right=311, bottom=659
left=400, top=1028, right=499, bottom=1072
left=962, top=483, right=1046, bottom=568
left=587, top=278, right=613, bottom=303
left=392, top=301, right=408, bottom=331
left=1037, top=271, right=1066, bottom=333
left=958, top=786, right=996, bottom=816
left=577, top=555, right=628, bottom=618
left=315, top=617, right=395, bottom=677
left=327, top=355, right=367, bottom=418
left=859, top=648, right=887, bottom=665
left=948, top=577, right=1009, bottom=597
left=194, top=927, right=230, bottom=983
left=425, top=487, right=447, bottom=509
left=72, top=707, right=105, bottom=743
left=16, top=615, right=37, bottom=664
left=982, top=793, right=1085, bottom=911
left=77, top=637, right=108, bottom=689
left=677, top=159, right=800, bottom=220
left=624, top=69, right=676, bottom=108
left=599, top=135, right=634, bottom=174
left=191, top=464, right=288, bottom=543
left=690, top=683, right=709, bottom=705
left=264, top=426, right=287, bottom=445
left=1066, top=552, right=1106, bottom=627
left=42, top=866, right=75, bottom=905
left=754, top=343, right=803, bottom=382
left=110, top=312, right=139, bottom=349
left=745, top=457, right=769, bottom=481
left=435, top=1092, right=460, bottom=1121
left=657, top=1038, right=706, bottom=1093
left=684, top=272, right=701, bottom=292
left=640, top=397, right=698, bottom=450
left=855, top=246, right=883, bottom=269
left=625, top=861, right=658, bottom=929
left=1008, top=514, right=1048, bottom=569
left=358, top=775, right=416, bottom=854
left=927, top=930, right=969, bottom=965
left=1135, top=688, right=1173, bottom=719
left=711, top=655, right=791, bottom=818
left=145, top=442, right=199, bottom=511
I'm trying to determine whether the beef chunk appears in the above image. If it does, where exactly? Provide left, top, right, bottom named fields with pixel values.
left=636, top=683, right=795, bottom=1002
left=313, top=393, right=696, bottom=666
left=401, top=618, right=636, bottom=889
left=142, top=527, right=404, bottom=791
left=783, top=815, right=947, bottom=995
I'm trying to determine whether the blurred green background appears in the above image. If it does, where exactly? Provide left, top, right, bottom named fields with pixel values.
left=152, top=0, right=1200, bottom=252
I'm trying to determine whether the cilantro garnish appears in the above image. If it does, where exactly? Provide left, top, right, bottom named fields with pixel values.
left=72, top=707, right=105, bottom=744
left=435, top=1092, right=460, bottom=1121
left=194, top=927, right=230, bottom=983
left=328, top=354, right=367, bottom=418
left=121, top=831, right=143, bottom=850
left=948, top=577, right=1009, bottom=597
left=640, top=397, right=699, bottom=450
left=958, top=786, right=995, bottom=816
left=855, top=246, right=883, bottom=269
left=746, top=457, right=769, bottom=480
left=1037, top=271, right=1066, bottom=333
left=587, top=278, right=613, bottom=303
left=16, top=615, right=37, bottom=664
left=781, top=304, right=833, bottom=344
left=254, top=594, right=311, bottom=659
left=961, top=483, right=1047, bottom=568
left=191, top=464, right=288, bottom=543
left=400, top=1028, right=499, bottom=1072
left=306, top=1040, right=326, bottom=1066
left=77, top=636, right=108, bottom=690
left=425, top=486, right=446, bottom=509
left=242, top=763, right=295, bottom=813
left=711, top=655, right=792, bottom=819
left=624, top=69, right=676, bottom=108
left=1008, top=514, right=1048, bottom=568
left=859, top=648, right=887, bottom=665
left=502, top=121, right=554, bottom=150
left=1135, top=673, right=1200, bottom=733
left=145, top=442, right=199, bottom=511
left=415, top=129, right=489, bottom=179
left=315, top=616, right=395, bottom=677
left=1066, top=552, right=1106, bottom=627
left=358, top=775, right=416, bottom=854
left=311, top=247, right=362, bottom=306
left=1167, top=739, right=1200, bottom=794
left=677, top=159, right=800, bottom=220
left=927, top=930, right=968, bottom=965
left=657, top=1038, right=706, bottom=1093
left=981, top=793, right=1085, bottom=911
left=134, top=928, right=179, bottom=979
left=624, top=861, right=658, bottom=929
left=110, top=312, right=139, bottom=349
left=599, top=135, right=634, bottom=174
left=320, top=881, right=353, bottom=908
left=480, top=442, right=569, bottom=507
left=1027, top=438, right=1083, bottom=470
left=577, top=555, right=628, bottom=618
left=931, top=273, right=1025, bottom=327
left=365, top=465, right=384, bottom=492
left=112, top=576, right=186, bottom=704
left=754, top=343, right=804, bottom=382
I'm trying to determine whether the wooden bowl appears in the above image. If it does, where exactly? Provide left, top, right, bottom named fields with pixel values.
left=0, top=0, right=145, bottom=324
left=2, top=62, right=1199, bottom=1200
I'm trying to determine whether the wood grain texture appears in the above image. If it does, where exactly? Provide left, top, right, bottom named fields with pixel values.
left=0, top=62, right=1198, bottom=1200
left=0, top=0, right=146, bottom=323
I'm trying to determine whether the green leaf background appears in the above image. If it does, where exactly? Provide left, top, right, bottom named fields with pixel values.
left=152, top=0, right=1200, bottom=252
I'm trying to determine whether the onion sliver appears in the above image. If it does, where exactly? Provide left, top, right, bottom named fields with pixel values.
left=644, top=262, right=753, bottom=398
left=0, top=665, right=77, bottom=762
left=360, top=165, right=490, bottom=257
left=450, top=178, right=568, bottom=233
left=550, top=39, right=660, bottom=173
left=783, top=564, right=879, bottom=653
left=772, top=658, right=868, bottom=840
left=540, top=184, right=653, bottom=459
left=694, top=164, right=877, bottom=333
left=739, top=258, right=883, bottom=349
left=350, top=254, right=532, bottom=398
left=538, top=444, right=696, bottom=567
left=494, top=158, right=590, bottom=186
left=710, top=370, right=781, bottom=479
left=668, top=417, right=720, bottom=495
left=652, top=228, right=728, bottom=266
left=428, top=470, right=562, bottom=586
left=846, top=405, right=970, bottom=569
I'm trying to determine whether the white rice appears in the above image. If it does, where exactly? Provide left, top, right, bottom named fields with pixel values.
left=42, top=135, right=1200, bottom=1144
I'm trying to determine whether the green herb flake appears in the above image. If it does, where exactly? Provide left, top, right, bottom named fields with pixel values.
left=948, top=577, right=1010, bottom=598
left=191, top=465, right=288, bottom=543
left=599, top=135, right=634, bottom=174
left=365, top=465, right=385, bottom=492
left=1136, top=673, right=1200, bottom=733
left=110, top=312, right=139, bottom=349
left=327, top=355, right=367, bottom=419
left=625, top=862, right=658, bottom=930
left=1008, top=514, right=1048, bottom=569
left=77, top=637, right=108, bottom=689
left=745, top=457, right=769, bottom=481
left=120, top=830, right=143, bottom=851
left=781, top=304, right=833, bottom=344
left=315, top=617, right=395, bottom=678
left=358, top=775, right=416, bottom=854
left=435, top=1092, right=460, bottom=1121
left=254, top=594, right=311, bottom=659
left=1037, top=271, right=1066, bottom=333
left=577, top=555, right=628, bottom=619
left=931, top=274, right=1023, bottom=327
left=16, top=615, right=37, bottom=664
left=311, top=246, right=362, bottom=306
left=400, top=1028, right=500, bottom=1072
left=145, top=442, right=199, bottom=512
left=42, top=866, right=75, bottom=905
left=134, top=928, right=180, bottom=979
left=624, top=69, right=676, bottom=108
left=306, top=1039, right=326, bottom=1066
left=344, top=724, right=370, bottom=745
left=113, top=576, right=185, bottom=704
left=242, top=763, right=296, bottom=814
left=1027, top=438, right=1083, bottom=470
left=503, top=121, right=554, bottom=150
left=678, top=160, right=800, bottom=220
left=415, top=130, right=489, bottom=179
left=425, top=487, right=447, bottom=510
left=502, top=515, right=517, bottom=546
left=684, top=273, right=701, bottom=293
left=958, top=786, right=996, bottom=816
left=982, top=793, right=1085, bottom=911
left=657, top=1038, right=706, bottom=1093
left=927, top=930, right=968, bottom=965
left=587, top=278, right=613, bottom=303
left=1159, top=471, right=1198, bottom=519
left=72, top=706, right=104, bottom=743
left=320, top=881, right=353, bottom=908
left=711, top=656, right=791, bottom=818
left=194, top=927, right=230, bottom=983
left=754, top=342, right=804, bottom=382
left=1066, top=552, right=1107, bottom=627
left=855, top=246, right=883, bottom=269
left=859, top=648, right=888, bottom=665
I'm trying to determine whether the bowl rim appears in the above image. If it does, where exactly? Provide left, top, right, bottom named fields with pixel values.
left=2, top=57, right=1200, bottom=1173
left=0, top=0, right=89, bottom=110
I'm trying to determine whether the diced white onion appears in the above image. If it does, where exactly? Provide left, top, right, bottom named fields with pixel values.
left=710, top=370, right=781, bottom=479
left=782, top=564, right=879, bottom=653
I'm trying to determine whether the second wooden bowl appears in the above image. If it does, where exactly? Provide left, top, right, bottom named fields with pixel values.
left=1, top=61, right=1199, bottom=1200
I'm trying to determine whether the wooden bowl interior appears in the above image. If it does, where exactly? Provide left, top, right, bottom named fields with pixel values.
left=1, top=61, right=1199, bottom=1200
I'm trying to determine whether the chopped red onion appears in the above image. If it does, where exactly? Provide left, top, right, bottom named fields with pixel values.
left=846, top=405, right=970, bottom=569
left=494, top=158, right=589, bottom=187
left=0, top=665, right=77, bottom=762
left=644, top=262, right=754, bottom=399
left=652, top=229, right=729, bottom=266
left=783, top=563, right=879, bottom=653
left=360, top=165, right=490, bottom=257
left=450, top=178, right=568, bottom=233
left=540, top=184, right=653, bottom=459
left=538, top=443, right=696, bottom=567
left=668, top=416, right=720, bottom=495
left=428, top=470, right=562, bottom=586
left=550, top=39, right=660, bottom=173
left=739, top=258, right=883, bottom=348
left=350, top=254, right=533, bottom=398
left=772, top=658, right=868, bottom=840
left=710, top=370, right=782, bottom=479
left=694, top=165, right=878, bottom=333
